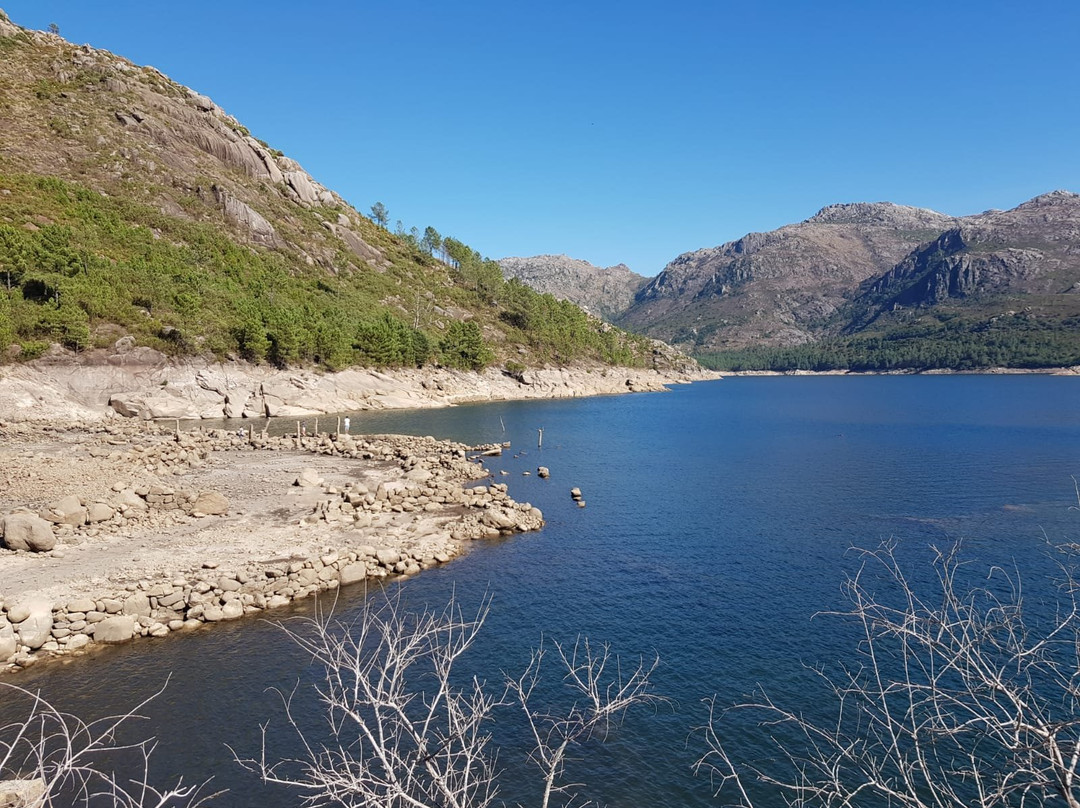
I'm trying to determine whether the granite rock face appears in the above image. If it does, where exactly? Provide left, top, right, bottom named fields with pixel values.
left=617, top=192, right=1080, bottom=355
left=498, top=255, right=648, bottom=322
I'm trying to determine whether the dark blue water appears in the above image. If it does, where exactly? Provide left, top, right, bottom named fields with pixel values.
left=4, top=375, right=1080, bottom=807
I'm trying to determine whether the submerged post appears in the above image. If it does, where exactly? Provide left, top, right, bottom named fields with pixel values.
left=538, top=427, right=543, bottom=449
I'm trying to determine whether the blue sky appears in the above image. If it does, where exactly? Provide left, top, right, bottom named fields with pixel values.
left=3, top=1, right=1078, bottom=275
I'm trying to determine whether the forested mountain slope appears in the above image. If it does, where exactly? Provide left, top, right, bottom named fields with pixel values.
left=0, top=12, right=693, bottom=374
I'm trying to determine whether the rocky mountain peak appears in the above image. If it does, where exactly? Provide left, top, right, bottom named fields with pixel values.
left=498, top=255, right=648, bottom=321
left=806, top=201, right=953, bottom=229
left=1015, top=190, right=1080, bottom=209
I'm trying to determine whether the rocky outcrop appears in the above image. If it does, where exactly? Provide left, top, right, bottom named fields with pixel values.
left=847, top=191, right=1080, bottom=328
left=0, top=350, right=715, bottom=424
left=212, top=185, right=278, bottom=246
left=499, top=255, right=648, bottom=322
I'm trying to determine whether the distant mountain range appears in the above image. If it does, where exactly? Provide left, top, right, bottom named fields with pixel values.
left=502, top=192, right=1080, bottom=370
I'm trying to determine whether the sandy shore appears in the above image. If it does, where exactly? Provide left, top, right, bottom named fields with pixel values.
left=0, top=421, right=543, bottom=673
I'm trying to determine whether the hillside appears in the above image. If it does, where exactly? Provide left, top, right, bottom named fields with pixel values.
left=498, top=254, right=647, bottom=322
left=0, top=12, right=694, bottom=375
left=616, top=193, right=1080, bottom=371
left=617, top=202, right=957, bottom=351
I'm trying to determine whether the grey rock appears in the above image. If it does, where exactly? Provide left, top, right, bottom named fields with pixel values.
left=212, top=185, right=278, bottom=246
left=94, top=615, right=135, bottom=643
left=375, top=548, right=400, bottom=567
left=86, top=502, right=115, bottom=523
left=14, top=598, right=53, bottom=650
left=122, top=593, right=151, bottom=617
left=40, top=494, right=86, bottom=526
left=339, top=562, right=367, bottom=586
left=295, top=468, right=322, bottom=487
left=191, top=491, right=229, bottom=516
left=1, top=512, right=57, bottom=552
left=0, top=620, right=16, bottom=660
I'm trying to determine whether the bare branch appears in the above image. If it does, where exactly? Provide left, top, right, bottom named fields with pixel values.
left=0, top=681, right=219, bottom=808
left=697, top=540, right=1080, bottom=808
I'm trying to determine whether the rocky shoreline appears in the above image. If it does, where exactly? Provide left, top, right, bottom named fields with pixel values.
left=0, top=348, right=718, bottom=424
left=0, top=420, right=544, bottom=674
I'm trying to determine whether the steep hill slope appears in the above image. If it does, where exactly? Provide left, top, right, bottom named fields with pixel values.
left=618, top=202, right=957, bottom=352
left=498, top=255, right=647, bottom=321
left=0, top=12, right=684, bottom=374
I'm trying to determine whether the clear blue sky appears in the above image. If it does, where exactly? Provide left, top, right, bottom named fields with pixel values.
left=4, top=1, right=1078, bottom=275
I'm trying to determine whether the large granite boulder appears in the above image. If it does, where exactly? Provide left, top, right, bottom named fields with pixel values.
left=94, top=615, right=135, bottom=643
left=190, top=491, right=228, bottom=516
left=1, top=512, right=56, bottom=552
left=0, top=619, right=16, bottom=660
left=39, top=494, right=86, bottom=526
left=11, top=597, right=53, bottom=650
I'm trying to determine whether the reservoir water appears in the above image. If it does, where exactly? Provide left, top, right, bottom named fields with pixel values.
left=3, top=375, right=1080, bottom=806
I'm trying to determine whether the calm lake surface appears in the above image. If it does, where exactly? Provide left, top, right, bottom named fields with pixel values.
left=4, top=375, right=1080, bottom=807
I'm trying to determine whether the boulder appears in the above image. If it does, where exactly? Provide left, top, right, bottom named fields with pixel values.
left=284, top=171, right=319, bottom=204
left=221, top=600, right=244, bottom=620
left=339, top=562, right=367, bottom=586
left=0, top=620, right=16, bottom=660
left=116, top=489, right=148, bottom=510
left=191, top=491, right=228, bottom=516
left=13, top=597, right=53, bottom=650
left=122, top=593, right=151, bottom=618
left=375, top=548, right=401, bottom=567
left=295, top=469, right=323, bottom=488
left=40, top=494, right=86, bottom=526
left=482, top=507, right=518, bottom=530
left=86, top=502, right=115, bottom=523
left=94, top=615, right=135, bottom=643
left=1, top=512, right=57, bottom=552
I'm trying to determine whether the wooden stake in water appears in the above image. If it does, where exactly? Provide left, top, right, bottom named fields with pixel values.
left=538, top=427, right=543, bottom=449
left=296, top=421, right=301, bottom=438
left=314, top=418, right=319, bottom=435
left=337, top=416, right=341, bottom=435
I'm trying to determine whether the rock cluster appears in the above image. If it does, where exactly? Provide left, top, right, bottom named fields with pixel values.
left=0, top=545, right=459, bottom=670
left=0, top=424, right=545, bottom=673
left=1, top=477, right=227, bottom=554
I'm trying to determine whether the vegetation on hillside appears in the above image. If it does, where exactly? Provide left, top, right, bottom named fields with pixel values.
left=696, top=308, right=1080, bottom=371
left=0, top=174, right=655, bottom=371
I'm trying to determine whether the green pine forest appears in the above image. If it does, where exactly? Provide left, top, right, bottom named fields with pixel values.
left=0, top=173, right=654, bottom=371
left=695, top=312, right=1080, bottom=372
